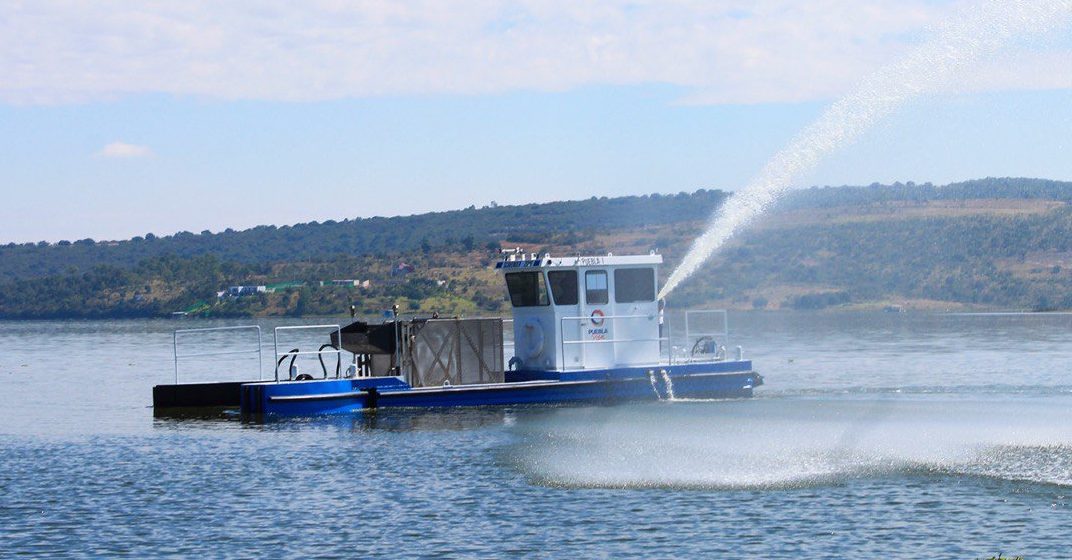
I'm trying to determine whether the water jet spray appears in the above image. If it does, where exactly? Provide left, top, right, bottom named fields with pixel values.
left=659, top=0, right=1072, bottom=300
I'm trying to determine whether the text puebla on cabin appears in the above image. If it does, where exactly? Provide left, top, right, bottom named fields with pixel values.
left=154, top=251, right=761, bottom=416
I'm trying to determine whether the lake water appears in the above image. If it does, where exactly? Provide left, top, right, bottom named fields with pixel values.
left=2, top=312, right=1071, bottom=557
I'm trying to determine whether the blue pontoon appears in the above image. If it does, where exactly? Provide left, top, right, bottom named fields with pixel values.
left=153, top=251, right=761, bottom=416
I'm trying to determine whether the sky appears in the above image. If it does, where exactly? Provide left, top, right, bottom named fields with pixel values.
left=1, top=0, right=1070, bottom=243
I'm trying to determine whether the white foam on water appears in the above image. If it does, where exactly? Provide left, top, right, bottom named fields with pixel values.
left=659, top=0, right=1072, bottom=299
left=509, top=398, right=1072, bottom=489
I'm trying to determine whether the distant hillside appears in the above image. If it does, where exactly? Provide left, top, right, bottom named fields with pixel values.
left=671, top=178, right=1072, bottom=311
left=776, top=177, right=1072, bottom=210
left=0, top=190, right=731, bottom=283
left=2, top=177, right=1072, bottom=318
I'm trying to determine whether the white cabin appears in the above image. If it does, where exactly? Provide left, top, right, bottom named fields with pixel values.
left=496, top=252, right=662, bottom=371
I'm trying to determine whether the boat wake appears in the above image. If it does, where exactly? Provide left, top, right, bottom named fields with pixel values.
left=505, top=397, right=1072, bottom=489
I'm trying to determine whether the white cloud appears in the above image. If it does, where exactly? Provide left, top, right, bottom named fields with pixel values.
left=96, top=141, right=153, bottom=158
left=1, top=1, right=1069, bottom=106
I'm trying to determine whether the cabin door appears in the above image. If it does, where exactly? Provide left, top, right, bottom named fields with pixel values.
left=548, top=270, right=582, bottom=370
left=581, top=270, right=615, bottom=369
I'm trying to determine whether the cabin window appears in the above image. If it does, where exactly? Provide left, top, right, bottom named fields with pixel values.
left=505, top=272, right=549, bottom=307
left=585, top=270, right=609, bottom=305
left=614, top=268, right=655, bottom=303
left=548, top=271, right=579, bottom=306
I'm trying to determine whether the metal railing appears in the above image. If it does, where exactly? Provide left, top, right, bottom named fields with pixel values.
left=559, top=314, right=667, bottom=370
left=273, top=324, right=344, bottom=381
left=172, top=325, right=263, bottom=384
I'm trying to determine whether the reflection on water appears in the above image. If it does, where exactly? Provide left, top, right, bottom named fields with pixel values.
left=269, top=406, right=524, bottom=433
left=2, top=312, right=1072, bottom=557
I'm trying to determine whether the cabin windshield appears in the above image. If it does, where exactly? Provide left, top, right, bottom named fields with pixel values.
left=548, top=271, right=578, bottom=305
left=614, top=268, right=656, bottom=303
left=505, top=272, right=549, bottom=307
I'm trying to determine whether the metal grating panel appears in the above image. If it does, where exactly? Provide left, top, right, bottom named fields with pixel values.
left=406, top=318, right=504, bottom=388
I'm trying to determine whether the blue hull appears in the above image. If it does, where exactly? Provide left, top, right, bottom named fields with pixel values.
left=240, top=361, right=760, bottom=417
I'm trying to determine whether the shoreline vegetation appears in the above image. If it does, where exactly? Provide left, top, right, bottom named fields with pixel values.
left=2, top=177, right=1071, bottom=319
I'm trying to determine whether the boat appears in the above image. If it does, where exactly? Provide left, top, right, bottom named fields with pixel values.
left=153, top=251, right=761, bottom=417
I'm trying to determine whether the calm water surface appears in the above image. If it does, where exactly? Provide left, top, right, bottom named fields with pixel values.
left=2, top=312, right=1071, bottom=558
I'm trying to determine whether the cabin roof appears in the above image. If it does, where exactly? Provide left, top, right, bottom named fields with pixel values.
left=495, top=253, right=662, bottom=271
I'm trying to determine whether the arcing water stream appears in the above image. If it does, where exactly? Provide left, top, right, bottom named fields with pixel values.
left=659, top=0, right=1072, bottom=299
